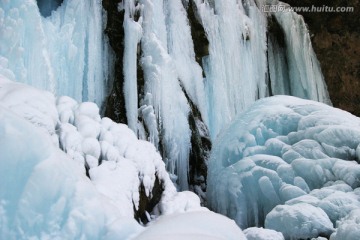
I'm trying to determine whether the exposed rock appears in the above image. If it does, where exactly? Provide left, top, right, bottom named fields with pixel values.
left=135, top=175, right=164, bottom=224
left=103, top=0, right=128, bottom=124
left=186, top=0, right=209, bottom=77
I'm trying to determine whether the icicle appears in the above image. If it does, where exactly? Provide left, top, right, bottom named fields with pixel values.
left=140, top=0, right=191, bottom=190
left=273, top=5, right=331, bottom=105
left=0, top=0, right=110, bottom=107
left=164, top=0, right=208, bottom=126
left=123, top=0, right=143, bottom=133
left=194, top=0, right=268, bottom=139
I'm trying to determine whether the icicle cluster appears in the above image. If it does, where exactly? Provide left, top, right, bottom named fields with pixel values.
left=0, top=0, right=112, bottom=106
left=0, top=0, right=331, bottom=190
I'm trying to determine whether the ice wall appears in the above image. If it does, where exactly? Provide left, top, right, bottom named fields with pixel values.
left=0, top=0, right=111, bottom=107
left=117, top=0, right=330, bottom=189
left=0, top=0, right=331, bottom=190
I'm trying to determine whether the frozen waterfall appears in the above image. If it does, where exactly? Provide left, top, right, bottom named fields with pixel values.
left=0, top=0, right=112, bottom=107
left=0, top=0, right=331, bottom=190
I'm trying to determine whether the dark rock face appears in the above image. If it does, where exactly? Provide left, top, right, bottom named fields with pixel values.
left=283, top=0, right=360, bottom=115
left=135, top=175, right=164, bottom=224
left=182, top=86, right=212, bottom=204
left=103, top=0, right=128, bottom=124
left=36, top=0, right=63, bottom=17
left=186, top=0, right=209, bottom=77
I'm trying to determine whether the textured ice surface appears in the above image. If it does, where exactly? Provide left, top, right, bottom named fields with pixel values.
left=265, top=203, right=334, bottom=239
left=0, top=0, right=111, bottom=106
left=208, top=96, right=360, bottom=238
left=330, top=209, right=360, bottom=240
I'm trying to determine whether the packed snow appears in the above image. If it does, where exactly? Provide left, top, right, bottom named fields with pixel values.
left=208, top=96, right=360, bottom=239
left=0, top=103, right=143, bottom=239
left=134, top=210, right=246, bottom=240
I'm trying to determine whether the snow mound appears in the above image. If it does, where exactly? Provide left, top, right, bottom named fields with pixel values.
left=0, top=76, right=247, bottom=239
left=134, top=210, right=246, bottom=240
left=243, top=227, right=284, bottom=240
left=265, top=203, right=334, bottom=239
left=0, top=106, right=142, bottom=239
left=208, top=96, right=360, bottom=238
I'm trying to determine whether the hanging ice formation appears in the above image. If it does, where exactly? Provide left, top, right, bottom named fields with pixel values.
left=0, top=0, right=112, bottom=107
left=0, top=0, right=331, bottom=190
left=115, top=0, right=330, bottom=190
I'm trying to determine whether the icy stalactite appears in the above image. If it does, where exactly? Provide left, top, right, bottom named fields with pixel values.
left=194, top=0, right=268, bottom=139
left=164, top=0, right=208, bottom=126
left=122, top=0, right=143, bottom=132
left=0, top=0, right=111, bottom=107
left=139, top=0, right=192, bottom=190
left=273, top=5, right=331, bottom=105
left=1, top=0, right=332, bottom=192
left=267, top=15, right=290, bottom=96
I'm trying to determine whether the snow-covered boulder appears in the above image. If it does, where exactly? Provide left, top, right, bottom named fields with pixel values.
left=0, top=77, right=203, bottom=226
left=208, top=96, right=360, bottom=238
left=0, top=106, right=143, bottom=239
left=265, top=203, right=334, bottom=239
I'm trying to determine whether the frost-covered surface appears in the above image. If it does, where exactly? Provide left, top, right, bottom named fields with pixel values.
left=0, top=0, right=112, bottom=106
left=208, top=96, right=360, bottom=239
left=330, top=209, right=360, bottom=240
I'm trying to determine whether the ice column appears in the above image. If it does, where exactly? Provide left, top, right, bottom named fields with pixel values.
left=194, top=0, right=268, bottom=139
left=273, top=6, right=331, bottom=105
left=0, top=0, right=111, bottom=107
left=140, top=0, right=192, bottom=190
left=164, top=0, right=208, bottom=125
left=121, top=0, right=143, bottom=132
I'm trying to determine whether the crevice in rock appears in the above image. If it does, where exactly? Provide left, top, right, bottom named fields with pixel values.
left=187, top=0, right=209, bottom=78
left=180, top=83, right=212, bottom=205
left=134, top=175, right=164, bottom=224
left=103, top=0, right=128, bottom=124
left=36, top=0, right=64, bottom=18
